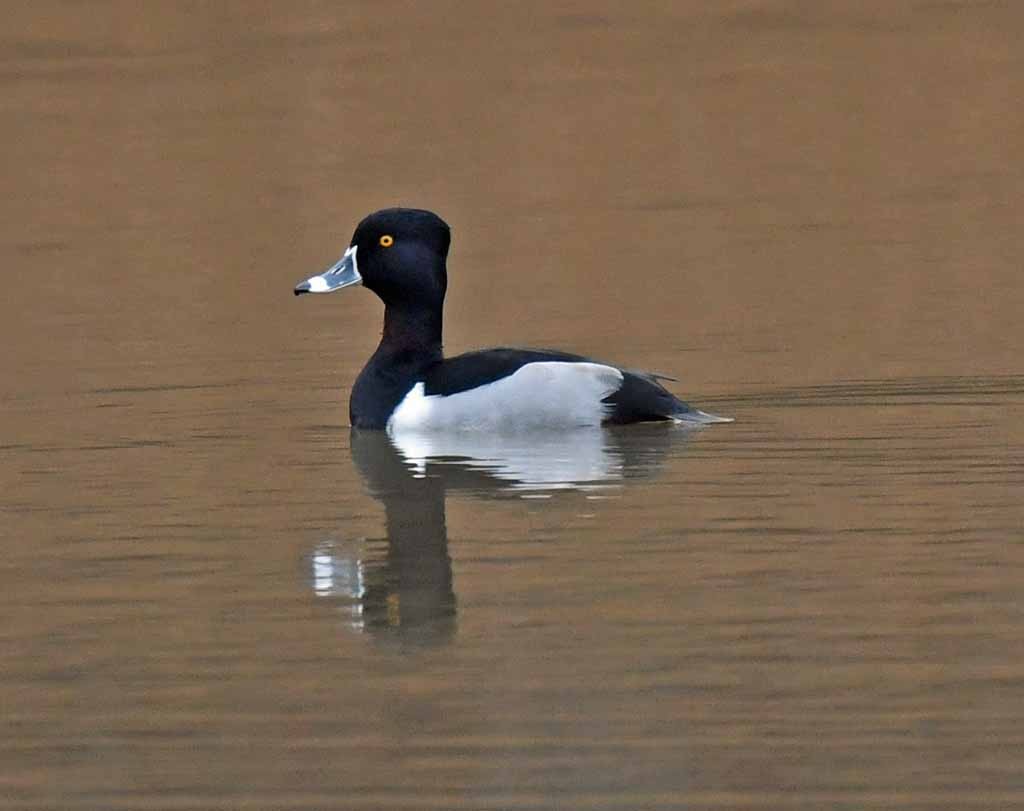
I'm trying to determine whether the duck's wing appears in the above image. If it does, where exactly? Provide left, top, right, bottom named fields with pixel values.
left=606, top=368, right=732, bottom=424
left=418, top=348, right=730, bottom=427
left=422, top=347, right=589, bottom=396
left=391, top=350, right=621, bottom=431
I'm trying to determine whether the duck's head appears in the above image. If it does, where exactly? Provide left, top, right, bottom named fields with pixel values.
left=295, top=208, right=450, bottom=308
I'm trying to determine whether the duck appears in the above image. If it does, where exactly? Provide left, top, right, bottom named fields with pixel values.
left=294, top=208, right=732, bottom=431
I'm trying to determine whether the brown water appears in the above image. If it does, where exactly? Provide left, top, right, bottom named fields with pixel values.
left=4, top=3, right=1024, bottom=809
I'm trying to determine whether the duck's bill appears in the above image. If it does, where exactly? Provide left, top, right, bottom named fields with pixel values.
left=294, top=246, right=361, bottom=295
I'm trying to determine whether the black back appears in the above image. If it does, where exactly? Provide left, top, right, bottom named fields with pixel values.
left=421, top=346, right=693, bottom=424
left=422, top=347, right=587, bottom=396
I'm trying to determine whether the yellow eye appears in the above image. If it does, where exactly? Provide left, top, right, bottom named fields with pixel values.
left=379, top=234, right=394, bottom=248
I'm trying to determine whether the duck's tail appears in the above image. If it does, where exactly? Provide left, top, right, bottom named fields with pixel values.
left=672, top=407, right=734, bottom=425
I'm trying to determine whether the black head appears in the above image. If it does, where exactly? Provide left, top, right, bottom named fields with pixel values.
left=295, top=208, right=450, bottom=309
left=351, top=208, right=450, bottom=306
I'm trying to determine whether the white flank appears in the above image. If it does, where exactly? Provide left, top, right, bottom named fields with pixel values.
left=387, top=361, right=624, bottom=432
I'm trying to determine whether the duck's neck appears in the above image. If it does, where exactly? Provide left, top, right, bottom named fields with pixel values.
left=350, top=303, right=444, bottom=428
left=377, top=303, right=443, bottom=366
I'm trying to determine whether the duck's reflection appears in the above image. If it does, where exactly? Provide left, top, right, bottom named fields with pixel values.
left=312, top=425, right=692, bottom=647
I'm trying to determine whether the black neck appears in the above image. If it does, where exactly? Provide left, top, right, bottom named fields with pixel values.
left=349, top=303, right=443, bottom=429
left=378, top=302, right=443, bottom=364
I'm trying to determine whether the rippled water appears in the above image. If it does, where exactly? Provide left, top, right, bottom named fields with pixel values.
left=4, top=3, right=1024, bottom=809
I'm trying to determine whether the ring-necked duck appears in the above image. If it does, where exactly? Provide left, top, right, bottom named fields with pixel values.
left=295, top=208, right=732, bottom=431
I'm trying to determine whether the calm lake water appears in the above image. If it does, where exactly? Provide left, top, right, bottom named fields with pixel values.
left=3, top=3, right=1024, bottom=809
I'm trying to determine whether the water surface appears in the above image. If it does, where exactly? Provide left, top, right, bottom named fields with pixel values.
left=3, top=3, right=1024, bottom=809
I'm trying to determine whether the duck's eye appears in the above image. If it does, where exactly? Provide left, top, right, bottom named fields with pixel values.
left=379, top=235, right=394, bottom=248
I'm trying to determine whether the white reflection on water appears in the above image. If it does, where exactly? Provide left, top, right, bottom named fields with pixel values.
left=309, top=425, right=698, bottom=646
left=388, top=427, right=623, bottom=490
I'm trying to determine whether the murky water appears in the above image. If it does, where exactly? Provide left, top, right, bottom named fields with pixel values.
left=4, top=3, right=1024, bottom=809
